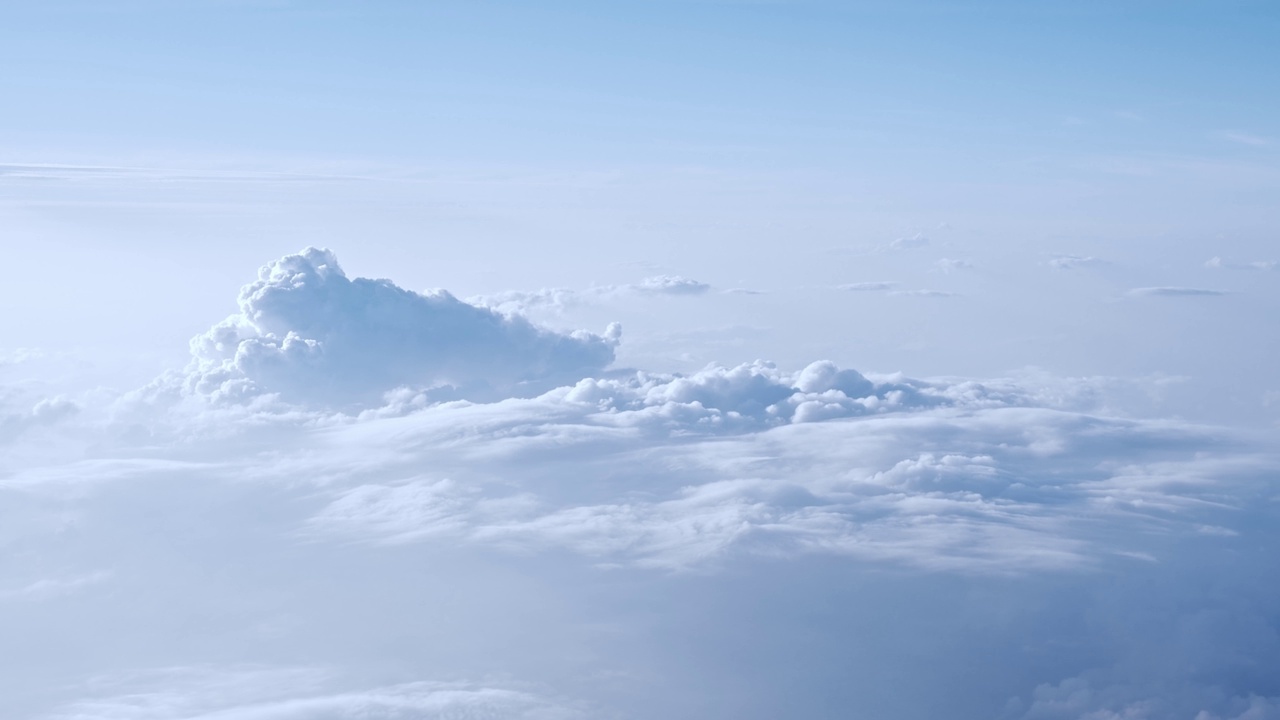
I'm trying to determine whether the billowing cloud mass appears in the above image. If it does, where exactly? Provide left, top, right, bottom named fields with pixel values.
left=5, top=248, right=1279, bottom=720
left=182, top=248, right=619, bottom=406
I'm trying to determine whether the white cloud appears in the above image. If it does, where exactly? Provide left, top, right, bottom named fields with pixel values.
left=1219, top=131, right=1273, bottom=147
left=471, top=274, right=712, bottom=315
left=632, top=275, right=711, bottom=295
left=0, top=396, right=78, bottom=444
left=8, top=248, right=1280, bottom=720
left=1206, top=257, right=1277, bottom=271
left=245, top=360, right=1274, bottom=575
left=1006, top=674, right=1280, bottom=720
left=179, top=248, right=619, bottom=408
left=934, top=258, right=975, bottom=272
left=891, top=289, right=958, bottom=297
left=838, top=281, right=898, bottom=291
left=1049, top=255, right=1102, bottom=270
left=0, top=571, right=111, bottom=601
left=43, top=667, right=583, bottom=720
left=889, top=233, right=930, bottom=250
left=1126, top=287, right=1228, bottom=297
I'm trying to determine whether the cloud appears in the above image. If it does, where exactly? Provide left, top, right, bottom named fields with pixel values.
left=839, top=282, right=898, bottom=292
left=1005, top=674, right=1280, bottom=720
left=0, top=163, right=368, bottom=184
left=471, top=274, right=712, bottom=315
left=249, top=359, right=1275, bottom=576
left=0, top=571, right=111, bottom=601
left=11, top=248, right=1280, bottom=720
left=1126, top=287, right=1228, bottom=297
left=889, top=233, right=930, bottom=250
left=891, top=289, right=958, bottom=297
left=934, top=258, right=975, bottom=273
left=43, top=667, right=584, bottom=720
left=633, top=275, right=711, bottom=296
left=837, top=283, right=956, bottom=296
left=1219, top=131, right=1273, bottom=147
left=304, top=402, right=1275, bottom=573
left=1206, top=256, right=1277, bottom=271
left=1049, top=255, right=1102, bottom=270
left=179, top=248, right=619, bottom=408
left=0, top=396, right=79, bottom=444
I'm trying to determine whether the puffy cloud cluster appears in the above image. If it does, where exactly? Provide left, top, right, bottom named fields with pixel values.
left=358, top=358, right=1034, bottom=430
left=183, top=248, right=619, bottom=407
left=304, top=393, right=1275, bottom=573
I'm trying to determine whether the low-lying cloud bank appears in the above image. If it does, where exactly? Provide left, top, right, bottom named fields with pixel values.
left=5, top=248, right=1279, bottom=720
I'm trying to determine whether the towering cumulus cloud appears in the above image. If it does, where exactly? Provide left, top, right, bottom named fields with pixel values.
left=185, top=248, right=619, bottom=406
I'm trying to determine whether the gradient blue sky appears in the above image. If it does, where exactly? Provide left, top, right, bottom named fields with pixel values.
left=6, top=0, right=1278, bottom=425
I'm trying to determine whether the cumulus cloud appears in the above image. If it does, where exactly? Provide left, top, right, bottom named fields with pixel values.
left=0, top=396, right=78, bottom=444
left=180, top=248, right=619, bottom=407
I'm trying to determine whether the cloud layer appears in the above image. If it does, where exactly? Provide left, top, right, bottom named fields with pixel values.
left=5, top=247, right=1279, bottom=720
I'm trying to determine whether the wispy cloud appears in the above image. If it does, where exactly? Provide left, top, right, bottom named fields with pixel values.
left=891, top=289, right=958, bottom=297
left=472, top=275, right=713, bottom=314
left=0, top=571, right=111, bottom=601
left=933, top=258, right=975, bottom=273
left=0, top=162, right=370, bottom=184
left=1219, top=131, right=1273, bottom=147
left=1126, top=287, right=1229, bottom=297
left=838, top=282, right=898, bottom=292
left=1205, top=256, right=1276, bottom=271
left=1048, top=254, right=1102, bottom=270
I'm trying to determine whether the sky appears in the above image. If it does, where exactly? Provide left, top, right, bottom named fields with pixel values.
left=1, top=1, right=1279, bottom=719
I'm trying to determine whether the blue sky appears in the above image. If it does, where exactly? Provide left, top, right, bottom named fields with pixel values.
left=5, top=1, right=1278, bottom=166
left=2, top=2, right=1280, bottom=719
